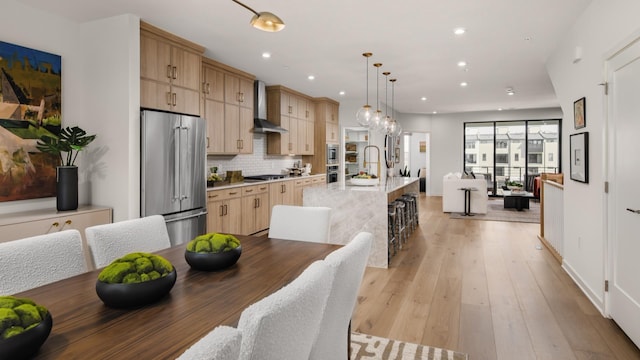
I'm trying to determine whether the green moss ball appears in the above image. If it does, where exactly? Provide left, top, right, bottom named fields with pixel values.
left=186, top=233, right=241, bottom=254
left=0, top=296, right=49, bottom=340
left=98, top=253, right=174, bottom=284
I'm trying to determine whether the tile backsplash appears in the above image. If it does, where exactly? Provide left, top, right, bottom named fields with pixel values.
left=206, top=133, right=301, bottom=176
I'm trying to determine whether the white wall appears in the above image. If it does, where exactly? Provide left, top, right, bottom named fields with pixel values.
left=0, top=2, right=140, bottom=222
left=546, top=0, right=640, bottom=312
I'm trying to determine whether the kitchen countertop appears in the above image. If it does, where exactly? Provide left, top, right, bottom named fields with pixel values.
left=207, top=173, right=326, bottom=191
left=327, top=176, right=419, bottom=194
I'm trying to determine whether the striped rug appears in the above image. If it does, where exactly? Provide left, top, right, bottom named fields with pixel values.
left=350, top=333, right=468, bottom=360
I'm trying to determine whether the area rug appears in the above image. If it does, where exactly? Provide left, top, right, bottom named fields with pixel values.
left=449, top=198, right=540, bottom=223
left=350, top=332, right=468, bottom=360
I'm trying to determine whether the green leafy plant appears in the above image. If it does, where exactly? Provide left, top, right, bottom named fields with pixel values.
left=0, top=296, right=49, bottom=339
left=98, top=253, right=174, bottom=284
left=36, top=126, right=96, bottom=166
left=505, top=179, right=523, bottom=187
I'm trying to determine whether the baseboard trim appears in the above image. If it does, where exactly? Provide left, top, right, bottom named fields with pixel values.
left=562, top=260, right=605, bottom=316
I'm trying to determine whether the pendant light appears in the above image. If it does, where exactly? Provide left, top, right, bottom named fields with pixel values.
left=356, top=53, right=374, bottom=127
left=370, top=63, right=384, bottom=130
left=381, top=71, right=392, bottom=133
left=387, top=78, right=400, bottom=136
left=232, top=0, right=285, bottom=32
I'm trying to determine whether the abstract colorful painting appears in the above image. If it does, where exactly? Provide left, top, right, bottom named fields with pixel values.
left=0, top=40, right=61, bottom=202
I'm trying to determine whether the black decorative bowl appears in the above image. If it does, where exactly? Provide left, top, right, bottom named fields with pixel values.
left=0, top=312, right=53, bottom=360
left=96, top=269, right=177, bottom=308
left=185, top=246, right=242, bottom=271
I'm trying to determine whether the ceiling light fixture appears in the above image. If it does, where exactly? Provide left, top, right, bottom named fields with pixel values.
left=454, top=27, right=466, bottom=35
left=421, top=97, right=427, bottom=101
left=356, top=52, right=374, bottom=127
left=381, top=71, right=392, bottom=132
left=387, top=79, right=401, bottom=137
left=339, top=91, right=345, bottom=96
left=457, top=61, right=467, bottom=67
left=308, top=75, right=315, bottom=80
left=232, top=0, right=285, bottom=32
left=506, top=88, right=515, bottom=95
left=261, top=52, right=271, bottom=58
left=460, top=82, right=468, bottom=87
left=370, top=62, right=384, bottom=130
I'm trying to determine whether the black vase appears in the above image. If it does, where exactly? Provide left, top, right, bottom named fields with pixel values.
left=57, top=166, right=78, bottom=211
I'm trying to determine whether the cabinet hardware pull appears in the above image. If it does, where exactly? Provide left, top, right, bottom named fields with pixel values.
left=206, top=83, right=210, bottom=94
left=246, top=189, right=253, bottom=193
left=281, top=184, right=285, bottom=193
left=224, top=204, right=228, bottom=216
left=219, top=205, right=224, bottom=216
left=167, top=65, right=172, bottom=79
left=306, top=110, right=309, bottom=118
left=172, top=93, right=177, bottom=106
left=239, top=92, right=244, bottom=103
left=167, top=92, right=172, bottom=106
left=65, top=220, right=72, bottom=225
left=626, top=208, right=640, bottom=214
left=207, top=137, right=210, bottom=148
left=52, top=222, right=59, bottom=227
left=172, top=66, right=177, bottom=80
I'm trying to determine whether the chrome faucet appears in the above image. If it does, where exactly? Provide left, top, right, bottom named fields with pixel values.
left=363, top=145, right=380, bottom=178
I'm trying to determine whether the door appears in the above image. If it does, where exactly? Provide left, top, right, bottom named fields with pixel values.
left=178, top=115, right=206, bottom=212
left=607, top=36, right=640, bottom=348
left=141, top=110, right=181, bottom=216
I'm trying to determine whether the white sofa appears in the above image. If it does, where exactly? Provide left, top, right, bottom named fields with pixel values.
left=442, top=173, right=488, bottom=214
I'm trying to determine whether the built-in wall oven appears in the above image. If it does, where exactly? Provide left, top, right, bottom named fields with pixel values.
left=327, top=165, right=339, bottom=183
left=326, top=144, right=339, bottom=183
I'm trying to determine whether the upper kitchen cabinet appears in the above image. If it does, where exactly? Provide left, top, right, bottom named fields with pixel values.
left=266, top=85, right=315, bottom=155
left=302, top=97, right=340, bottom=176
left=140, top=21, right=204, bottom=116
left=201, top=57, right=256, bottom=155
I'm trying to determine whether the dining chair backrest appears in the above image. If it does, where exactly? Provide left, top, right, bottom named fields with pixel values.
left=85, top=215, right=171, bottom=268
left=175, top=325, right=242, bottom=360
left=268, top=205, right=332, bottom=243
left=309, top=231, right=373, bottom=360
left=0, top=229, right=87, bottom=295
left=237, top=260, right=333, bottom=360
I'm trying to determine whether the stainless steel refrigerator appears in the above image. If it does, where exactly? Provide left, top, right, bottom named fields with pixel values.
left=141, top=109, right=207, bottom=245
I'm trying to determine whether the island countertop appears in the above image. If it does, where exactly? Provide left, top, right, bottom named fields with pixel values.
left=327, top=176, right=419, bottom=193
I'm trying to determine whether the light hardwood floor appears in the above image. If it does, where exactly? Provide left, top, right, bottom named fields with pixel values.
left=352, top=194, right=640, bottom=360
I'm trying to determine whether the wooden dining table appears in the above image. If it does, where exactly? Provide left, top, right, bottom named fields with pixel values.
left=15, top=235, right=341, bottom=359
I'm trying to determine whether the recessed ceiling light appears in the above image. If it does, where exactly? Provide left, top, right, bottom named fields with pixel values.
left=506, top=88, right=515, bottom=95
left=339, top=91, right=345, bottom=96
left=262, top=52, right=271, bottom=59
left=498, top=107, right=503, bottom=111
left=308, top=75, right=315, bottom=80
left=453, top=27, right=466, bottom=35
left=460, top=82, right=468, bottom=87
left=421, top=97, right=427, bottom=101
left=432, top=111, right=438, bottom=114
left=457, top=61, right=467, bottom=67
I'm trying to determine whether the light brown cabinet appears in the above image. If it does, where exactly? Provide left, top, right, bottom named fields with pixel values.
left=206, top=188, right=242, bottom=234
left=140, top=21, right=204, bottom=116
left=266, top=86, right=315, bottom=155
left=269, top=179, right=295, bottom=218
left=241, top=184, right=269, bottom=235
left=303, top=98, right=340, bottom=176
left=201, top=58, right=255, bottom=155
left=0, top=206, right=112, bottom=270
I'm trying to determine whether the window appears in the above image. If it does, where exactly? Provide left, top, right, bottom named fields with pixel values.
left=496, top=167, right=505, bottom=176
left=528, top=153, right=542, bottom=163
left=482, top=153, right=487, bottom=161
left=497, top=141, right=508, bottom=149
left=465, top=142, right=476, bottom=149
left=514, top=153, right=519, bottom=161
left=496, top=154, right=508, bottom=163
left=465, top=154, right=476, bottom=163
left=548, top=153, right=554, bottom=161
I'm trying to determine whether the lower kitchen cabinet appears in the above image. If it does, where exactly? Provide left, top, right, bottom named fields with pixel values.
left=241, top=184, right=269, bottom=235
left=206, top=188, right=242, bottom=234
left=293, top=177, right=314, bottom=206
left=0, top=206, right=113, bottom=270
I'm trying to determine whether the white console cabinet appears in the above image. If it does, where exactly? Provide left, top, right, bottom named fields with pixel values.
left=0, top=206, right=112, bottom=270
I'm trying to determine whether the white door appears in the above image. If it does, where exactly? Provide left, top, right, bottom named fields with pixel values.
left=607, top=36, right=640, bottom=348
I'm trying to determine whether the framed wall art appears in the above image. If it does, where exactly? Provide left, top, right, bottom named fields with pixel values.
left=574, top=97, right=585, bottom=129
left=0, top=40, right=62, bottom=202
left=570, top=132, right=589, bottom=183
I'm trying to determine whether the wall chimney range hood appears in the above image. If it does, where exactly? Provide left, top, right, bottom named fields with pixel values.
left=253, top=80, right=287, bottom=133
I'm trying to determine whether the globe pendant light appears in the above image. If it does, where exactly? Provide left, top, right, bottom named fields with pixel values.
left=381, top=71, right=392, bottom=133
left=387, top=78, right=399, bottom=136
left=370, top=63, right=384, bottom=130
left=356, top=53, right=374, bottom=127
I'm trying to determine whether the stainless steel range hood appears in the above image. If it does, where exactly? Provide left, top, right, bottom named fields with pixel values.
left=253, top=80, right=288, bottom=133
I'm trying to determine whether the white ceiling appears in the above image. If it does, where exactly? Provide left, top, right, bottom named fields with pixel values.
left=22, top=0, right=591, bottom=115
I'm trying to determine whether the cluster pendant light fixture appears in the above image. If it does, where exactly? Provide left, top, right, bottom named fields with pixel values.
left=388, top=79, right=401, bottom=136
left=231, top=0, right=285, bottom=32
left=356, top=52, right=402, bottom=136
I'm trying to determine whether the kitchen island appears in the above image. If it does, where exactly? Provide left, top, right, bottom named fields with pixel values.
left=304, top=176, right=419, bottom=268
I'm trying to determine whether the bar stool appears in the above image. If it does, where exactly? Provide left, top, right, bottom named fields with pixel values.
left=392, top=200, right=407, bottom=248
left=405, top=192, right=419, bottom=225
left=396, top=196, right=414, bottom=237
left=402, top=193, right=419, bottom=231
left=387, top=203, right=398, bottom=262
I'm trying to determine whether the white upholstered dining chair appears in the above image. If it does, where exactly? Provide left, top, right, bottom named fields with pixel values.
left=176, top=325, right=242, bottom=360
left=268, top=205, right=332, bottom=243
left=85, top=215, right=171, bottom=268
left=237, top=260, right=333, bottom=360
left=309, top=231, right=373, bottom=360
left=0, top=229, right=87, bottom=295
